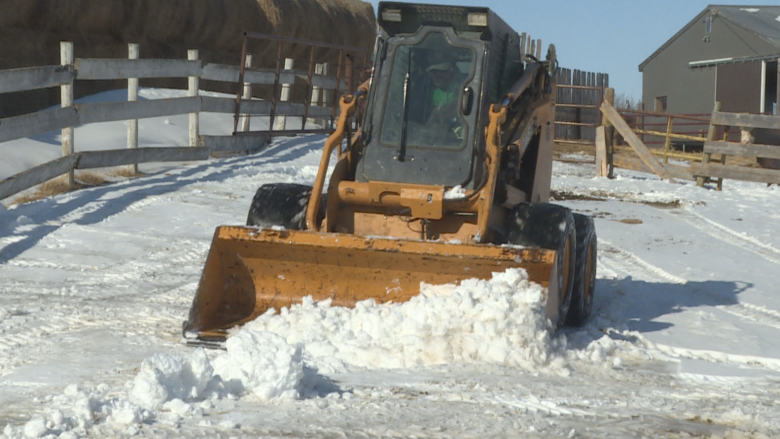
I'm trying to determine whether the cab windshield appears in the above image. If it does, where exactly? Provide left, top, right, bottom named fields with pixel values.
left=379, top=32, right=475, bottom=150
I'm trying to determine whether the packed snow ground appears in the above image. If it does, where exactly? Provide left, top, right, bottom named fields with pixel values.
left=1, top=89, right=780, bottom=438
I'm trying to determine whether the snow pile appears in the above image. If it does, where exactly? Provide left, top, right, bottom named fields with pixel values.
left=4, top=384, right=151, bottom=439
left=211, top=330, right=304, bottom=400
left=443, top=185, right=467, bottom=199
left=129, top=349, right=214, bottom=410
left=128, top=333, right=305, bottom=408
left=121, top=268, right=565, bottom=416
left=243, top=268, right=567, bottom=373
left=2, top=268, right=614, bottom=438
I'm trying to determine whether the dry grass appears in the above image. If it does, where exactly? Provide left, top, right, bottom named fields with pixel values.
left=9, top=169, right=143, bottom=206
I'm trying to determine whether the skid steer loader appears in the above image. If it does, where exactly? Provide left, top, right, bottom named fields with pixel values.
left=183, top=2, right=597, bottom=345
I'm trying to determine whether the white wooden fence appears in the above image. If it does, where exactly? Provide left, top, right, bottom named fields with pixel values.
left=0, top=41, right=351, bottom=202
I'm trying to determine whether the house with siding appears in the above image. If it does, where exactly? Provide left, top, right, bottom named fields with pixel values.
left=639, top=5, right=780, bottom=116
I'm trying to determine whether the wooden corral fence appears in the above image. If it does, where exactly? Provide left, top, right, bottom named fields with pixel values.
left=596, top=87, right=780, bottom=188
left=0, top=38, right=367, bottom=202
left=554, top=68, right=608, bottom=145
left=695, top=107, right=780, bottom=188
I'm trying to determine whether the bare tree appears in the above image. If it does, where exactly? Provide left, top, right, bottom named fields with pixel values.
left=614, top=92, right=641, bottom=111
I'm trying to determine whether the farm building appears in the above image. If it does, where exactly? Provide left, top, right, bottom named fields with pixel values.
left=639, top=5, right=780, bottom=116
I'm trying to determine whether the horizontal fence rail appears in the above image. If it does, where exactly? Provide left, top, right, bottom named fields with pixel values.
left=596, top=89, right=780, bottom=189
left=0, top=65, right=75, bottom=94
left=0, top=38, right=366, bottom=202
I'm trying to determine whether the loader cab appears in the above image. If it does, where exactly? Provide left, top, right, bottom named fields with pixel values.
left=357, top=3, right=522, bottom=190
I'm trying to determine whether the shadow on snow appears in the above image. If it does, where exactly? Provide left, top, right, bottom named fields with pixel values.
left=0, top=135, right=325, bottom=265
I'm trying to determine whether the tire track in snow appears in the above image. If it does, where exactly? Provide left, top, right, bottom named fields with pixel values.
left=666, top=207, right=780, bottom=266
left=495, top=395, right=619, bottom=421
left=714, top=301, right=780, bottom=332
left=639, top=339, right=780, bottom=373
left=597, top=239, right=687, bottom=284
left=596, top=238, right=780, bottom=370
left=0, top=306, right=182, bottom=377
left=598, top=238, right=780, bottom=330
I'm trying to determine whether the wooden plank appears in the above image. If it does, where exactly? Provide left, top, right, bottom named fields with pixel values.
left=633, top=128, right=706, bottom=142
left=295, top=73, right=347, bottom=91
left=0, top=155, right=79, bottom=201
left=275, top=102, right=306, bottom=117
left=711, top=112, right=780, bottom=130
left=76, top=147, right=210, bottom=169
left=697, top=102, right=721, bottom=187
left=612, top=154, right=694, bottom=181
left=595, top=126, right=607, bottom=177
left=704, top=140, right=780, bottom=159
left=200, top=97, right=279, bottom=115
left=199, top=97, right=334, bottom=118
left=200, top=63, right=241, bottom=83
left=200, top=96, right=237, bottom=113
left=690, top=162, right=780, bottom=185
left=201, top=63, right=294, bottom=85
left=202, top=64, right=342, bottom=89
left=600, top=100, right=675, bottom=182
left=306, top=106, right=333, bottom=118
left=77, top=98, right=201, bottom=124
left=0, top=107, right=79, bottom=143
left=201, top=135, right=267, bottom=152
left=75, top=58, right=201, bottom=80
left=0, top=65, right=75, bottom=94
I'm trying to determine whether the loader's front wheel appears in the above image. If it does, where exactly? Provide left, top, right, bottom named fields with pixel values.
left=246, top=183, right=324, bottom=230
left=506, top=203, right=576, bottom=327
left=566, top=214, right=597, bottom=326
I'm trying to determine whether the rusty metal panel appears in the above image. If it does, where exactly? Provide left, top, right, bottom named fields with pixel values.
left=716, top=61, right=762, bottom=113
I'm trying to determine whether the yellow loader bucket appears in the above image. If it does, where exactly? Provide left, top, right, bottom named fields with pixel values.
left=184, top=226, right=557, bottom=343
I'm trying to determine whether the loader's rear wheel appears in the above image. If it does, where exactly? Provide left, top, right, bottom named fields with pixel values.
left=506, top=203, right=576, bottom=327
left=246, top=183, right=324, bottom=230
left=566, top=214, right=597, bottom=326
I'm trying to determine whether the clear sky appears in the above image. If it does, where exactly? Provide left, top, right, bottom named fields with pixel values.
left=365, top=0, right=769, bottom=104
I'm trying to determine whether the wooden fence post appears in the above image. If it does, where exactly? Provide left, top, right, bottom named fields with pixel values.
left=188, top=49, right=199, bottom=147
left=61, top=41, right=75, bottom=188
left=127, top=43, right=139, bottom=174
left=536, top=38, right=542, bottom=60
left=322, top=63, right=331, bottom=128
left=717, top=126, right=729, bottom=191
left=662, top=116, right=673, bottom=164
left=603, top=87, right=615, bottom=178
left=274, top=58, right=294, bottom=131
left=595, top=126, right=608, bottom=177
left=240, top=54, right=252, bottom=132
left=697, top=101, right=721, bottom=187
left=309, top=62, right=325, bottom=127
left=519, top=33, right=526, bottom=60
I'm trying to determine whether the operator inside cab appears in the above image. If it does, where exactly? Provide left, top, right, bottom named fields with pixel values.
left=426, top=57, right=466, bottom=142
left=378, top=31, right=474, bottom=150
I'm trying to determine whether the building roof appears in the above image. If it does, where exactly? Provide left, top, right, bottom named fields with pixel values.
left=639, top=5, right=780, bottom=72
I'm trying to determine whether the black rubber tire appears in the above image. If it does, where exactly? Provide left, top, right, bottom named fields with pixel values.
left=246, top=183, right=324, bottom=230
left=505, top=203, right=576, bottom=327
left=566, top=213, right=597, bottom=326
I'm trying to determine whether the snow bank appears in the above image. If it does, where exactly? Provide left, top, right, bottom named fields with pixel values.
left=2, top=269, right=613, bottom=438
left=243, top=268, right=568, bottom=373
left=129, top=349, right=214, bottom=410
left=212, top=330, right=304, bottom=400
left=5, top=384, right=151, bottom=439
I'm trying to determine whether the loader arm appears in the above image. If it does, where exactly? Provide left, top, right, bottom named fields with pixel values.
left=306, top=82, right=369, bottom=231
